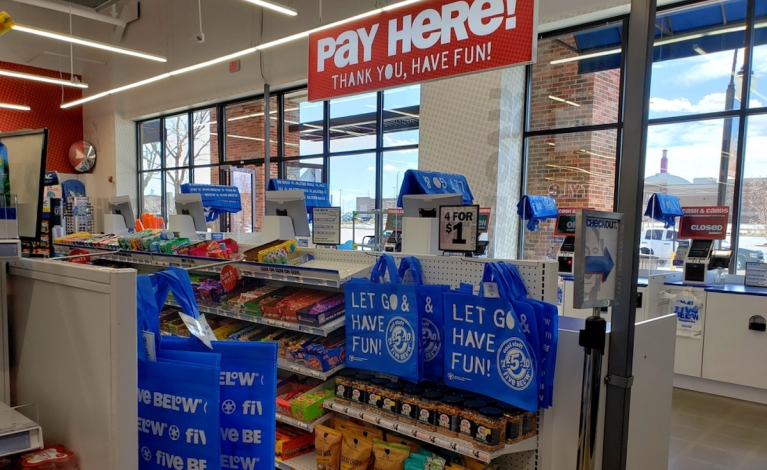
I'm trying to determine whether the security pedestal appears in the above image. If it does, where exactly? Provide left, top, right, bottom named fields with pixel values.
left=577, top=311, right=607, bottom=470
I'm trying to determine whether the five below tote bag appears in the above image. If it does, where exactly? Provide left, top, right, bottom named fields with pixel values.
left=345, top=253, right=422, bottom=382
left=502, top=263, right=559, bottom=409
left=442, top=263, right=538, bottom=412
left=156, top=269, right=278, bottom=470
left=398, top=257, right=449, bottom=383
left=137, top=274, right=222, bottom=470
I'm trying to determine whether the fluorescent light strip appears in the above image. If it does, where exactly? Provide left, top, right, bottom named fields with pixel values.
left=548, top=95, right=581, bottom=107
left=60, top=1, right=424, bottom=108
left=551, top=21, right=767, bottom=65
left=12, top=24, right=167, bottom=62
left=0, top=103, right=30, bottom=111
left=0, top=68, right=87, bottom=88
left=227, top=107, right=299, bottom=122
left=228, top=134, right=298, bottom=147
left=243, top=0, right=297, bottom=16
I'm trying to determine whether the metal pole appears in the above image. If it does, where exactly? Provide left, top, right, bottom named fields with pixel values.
left=264, top=83, right=271, bottom=204
left=718, top=50, right=738, bottom=207
left=603, top=0, right=657, bottom=467
left=576, top=309, right=607, bottom=470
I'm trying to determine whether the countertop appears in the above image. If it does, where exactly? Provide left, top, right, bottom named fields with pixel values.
left=663, top=281, right=767, bottom=297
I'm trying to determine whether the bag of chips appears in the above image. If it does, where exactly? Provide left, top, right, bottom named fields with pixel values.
left=341, top=432, right=374, bottom=470
left=316, top=425, right=343, bottom=470
left=373, top=440, right=410, bottom=470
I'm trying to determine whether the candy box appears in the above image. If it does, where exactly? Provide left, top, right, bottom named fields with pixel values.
left=304, top=345, right=345, bottom=372
left=290, top=387, right=335, bottom=423
left=296, top=293, right=345, bottom=326
left=275, top=424, right=314, bottom=461
left=276, top=381, right=314, bottom=417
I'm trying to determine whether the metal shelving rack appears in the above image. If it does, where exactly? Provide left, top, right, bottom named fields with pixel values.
left=324, top=400, right=536, bottom=463
left=54, top=244, right=555, bottom=470
left=165, top=300, right=346, bottom=337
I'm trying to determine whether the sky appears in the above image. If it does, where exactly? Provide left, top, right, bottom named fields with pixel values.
left=647, top=45, right=767, bottom=181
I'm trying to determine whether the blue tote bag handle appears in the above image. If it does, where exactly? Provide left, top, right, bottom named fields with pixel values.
left=398, top=256, right=424, bottom=285
left=370, top=253, right=401, bottom=284
left=479, top=262, right=511, bottom=299
left=155, top=267, right=202, bottom=319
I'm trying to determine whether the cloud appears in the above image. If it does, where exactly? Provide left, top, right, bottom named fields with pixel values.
left=650, top=93, right=728, bottom=113
left=367, top=166, right=375, bottom=171
left=383, top=164, right=398, bottom=171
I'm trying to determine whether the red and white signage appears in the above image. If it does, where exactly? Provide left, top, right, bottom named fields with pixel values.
left=679, top=206, right=730, bottom=240
left=308, top=0, right=536, bottom=101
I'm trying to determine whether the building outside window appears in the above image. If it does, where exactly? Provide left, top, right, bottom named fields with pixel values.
left=523, top=0, right=767, bottom=273
left=137, top=85, right=420, bottom=246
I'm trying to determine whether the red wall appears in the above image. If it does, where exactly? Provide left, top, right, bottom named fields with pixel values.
left=0, top=62, right=83, bottom=173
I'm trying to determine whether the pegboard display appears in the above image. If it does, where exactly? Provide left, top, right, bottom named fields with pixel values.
left=495, top=450, right=537, bottom=470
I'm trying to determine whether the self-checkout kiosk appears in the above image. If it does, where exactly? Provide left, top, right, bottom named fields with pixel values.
left=401, top=194, right=463, bottom=255
left=103, top=196, right=135, bottom=235
left=263, top=190, right=311, bottom=243
left=682, top=240, right=733, bottom=285
left=554, top=209, right=580, bottom=275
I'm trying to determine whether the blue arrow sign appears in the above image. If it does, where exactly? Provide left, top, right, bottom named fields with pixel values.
left=586, top=248, right=614, bottom=281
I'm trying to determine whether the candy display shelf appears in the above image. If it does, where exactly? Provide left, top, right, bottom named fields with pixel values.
left=275, top=451, right=317, bottom=470
left=54, top=244, right=375, bottom=288
left=165, top=300, right=345, bottom=337
left=275, top=411, right=333, bottom=433
left=277, top=357, right=345, bottom=380
left=323, top=400, right=537, bottom=463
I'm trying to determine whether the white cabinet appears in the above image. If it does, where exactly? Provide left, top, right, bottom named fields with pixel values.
left=559, top=279, right=647, bottom=323
left=703, top=292, right=767, bottom=390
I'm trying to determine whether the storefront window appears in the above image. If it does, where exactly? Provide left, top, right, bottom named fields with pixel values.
left=738, top=114, right=767, bottom=272
left=329, top=153, right=376, bottom=246
left=137, top=86, right=420, bottom=232
left=528, top=24, right=622, bottom=132
left=524, top=130, right=618, bottom=259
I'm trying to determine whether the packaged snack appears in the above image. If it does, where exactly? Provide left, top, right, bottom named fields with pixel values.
left=385, top=434, right=420, bottom=455
left=341, top=432, right=373, bottom=470
left=20, top=445, right=78, bottom=469
left=332, top=418, right=384, bottom=441
left=315, top=424, right=343, bottom=470
left=373, top=440, right=410, bottom=470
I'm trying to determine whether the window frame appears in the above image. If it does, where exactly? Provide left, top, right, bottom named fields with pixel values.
left=137, top=86, right=420, bottom=241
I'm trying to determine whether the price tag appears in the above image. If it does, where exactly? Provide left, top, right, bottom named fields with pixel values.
left=178, top=313, right=217, bottom=349
left=439, top=205, right=480, bottom=253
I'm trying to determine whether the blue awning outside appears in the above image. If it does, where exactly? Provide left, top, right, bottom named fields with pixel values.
left=570, top=0, right=766, bottom=74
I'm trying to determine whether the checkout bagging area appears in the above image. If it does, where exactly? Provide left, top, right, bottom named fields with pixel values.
left=555, top=193, right=767, bottom=404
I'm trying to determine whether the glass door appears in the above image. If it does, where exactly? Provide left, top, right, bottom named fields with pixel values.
left=220, top=166, right=256, bottom=233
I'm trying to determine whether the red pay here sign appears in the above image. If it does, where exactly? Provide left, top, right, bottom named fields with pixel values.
left=308, top=0, right=536, bottom=101
left=679, top=206, right=730, bottom=240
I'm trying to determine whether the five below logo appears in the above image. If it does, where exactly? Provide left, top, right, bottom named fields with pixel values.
left=674, top=300, right=699, bottom=324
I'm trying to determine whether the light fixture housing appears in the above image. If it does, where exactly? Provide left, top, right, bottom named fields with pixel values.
left=243, top=0, right=297, bottom=16
left=0, top=68, right=87, bottom=88
left=0, top=102, right=30, bottom=111
left=11, top=23, right=167, bottom=62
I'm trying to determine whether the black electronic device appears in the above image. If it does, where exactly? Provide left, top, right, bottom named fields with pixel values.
left=683, top=239, right=716, bottom=284
left=558, top=236, right=575, bottom=275
left=384, top=230, right=402, bottom=253
left=708, top=250, right=733, bottom=270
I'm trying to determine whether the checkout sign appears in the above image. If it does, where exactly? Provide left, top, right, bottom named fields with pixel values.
left=679, top=206, right=729, bottom=240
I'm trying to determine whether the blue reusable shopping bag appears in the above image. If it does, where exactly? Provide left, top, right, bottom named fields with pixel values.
left=156, top=267, right=277, bottom=470
left=502, top=263, right=559, bottom=409
left=345, top=254, right=422, bottom=382
left=644, top=193, right=683, bottom=228
left=137, top=274, right=222, bottom=470
left=398, top=257, right=449, bottom=382
left=443, top=263, right=538, bottom=412
left=516, top=195, right=558, bottom=231
left=161, top=338, right=278, bottom=470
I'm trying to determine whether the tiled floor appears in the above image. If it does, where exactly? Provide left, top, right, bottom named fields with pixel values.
left=669, top=388, right=767, bottom=470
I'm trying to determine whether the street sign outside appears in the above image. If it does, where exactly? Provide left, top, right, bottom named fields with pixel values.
left=439, top=205, right=479, bottom=253
left=573, top=210, right=624, bottom=309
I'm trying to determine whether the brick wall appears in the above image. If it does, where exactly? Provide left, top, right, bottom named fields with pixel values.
left=524, top=37, right=619, bottom=259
